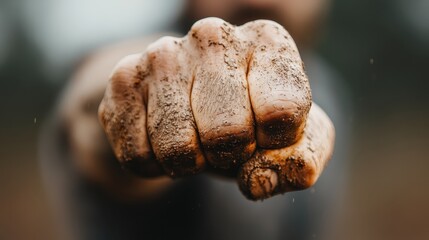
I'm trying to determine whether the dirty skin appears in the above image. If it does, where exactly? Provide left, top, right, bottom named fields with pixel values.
left=98, top=17, right=335, bottom=200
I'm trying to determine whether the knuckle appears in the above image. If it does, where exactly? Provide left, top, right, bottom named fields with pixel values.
left=111, top=54, right=140, bottom=80
left=145, top=36, right=181, bottom=68
left=146, top=37, right=178, bottom=55
left=247, top=19, right=291, bottom=45
left=189, top=17, right=234, bottom=48
left=190, top=17, right=226, bottom=35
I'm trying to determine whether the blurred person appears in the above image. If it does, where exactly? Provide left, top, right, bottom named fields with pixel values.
left=40, top=0, right=351, bottom=239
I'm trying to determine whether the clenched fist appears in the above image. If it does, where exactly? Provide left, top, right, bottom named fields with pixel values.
left=98, top=18, right=335, bottom=200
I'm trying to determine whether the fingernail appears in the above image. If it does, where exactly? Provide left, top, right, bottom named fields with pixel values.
left=249, top=168, right=278, bottom=200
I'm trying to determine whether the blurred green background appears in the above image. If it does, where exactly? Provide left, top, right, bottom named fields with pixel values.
left=0, top=0, right=428, bottom=239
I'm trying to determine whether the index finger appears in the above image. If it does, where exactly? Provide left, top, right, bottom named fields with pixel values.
left=241, top=20, right=312, bottom=149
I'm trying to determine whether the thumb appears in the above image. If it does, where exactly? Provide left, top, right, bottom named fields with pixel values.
left=238, top=103, right=335, bottom=200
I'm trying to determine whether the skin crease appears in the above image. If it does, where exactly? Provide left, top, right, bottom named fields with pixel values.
left=98, top=18, right=334, bottom=199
